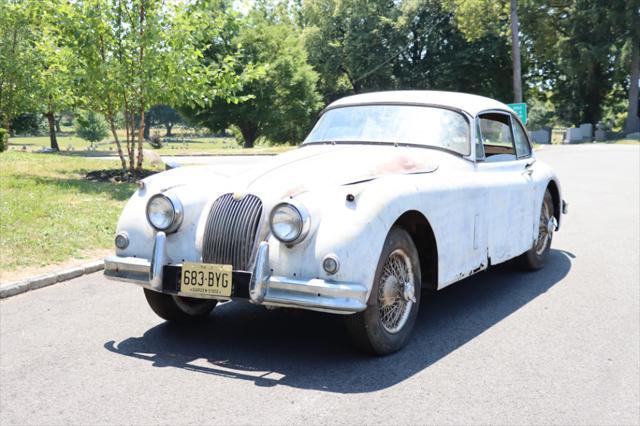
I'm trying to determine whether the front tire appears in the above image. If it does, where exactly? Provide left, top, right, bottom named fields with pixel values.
left=143, top=288, right=217, bottom=322
left=345, top=226, right=421, bottom=355
left=519, top=190, right=556, bottom=270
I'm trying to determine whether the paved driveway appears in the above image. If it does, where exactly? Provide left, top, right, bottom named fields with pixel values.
left=1, top=144, right=638, bottom=425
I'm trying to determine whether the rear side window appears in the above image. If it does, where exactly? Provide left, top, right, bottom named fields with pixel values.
left=512, top=119, right=532, bottom=158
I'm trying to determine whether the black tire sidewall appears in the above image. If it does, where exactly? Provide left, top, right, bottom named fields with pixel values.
left=143, top=288, right=216, bottom=322
left=351, top=226, right=422, bottom=355
left=520, top=190, right=554, bottom=270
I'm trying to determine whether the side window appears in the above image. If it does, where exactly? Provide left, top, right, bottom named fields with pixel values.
left=478, top=113, right=516, bottom=162
left=512, top=119, right=532, bottom=158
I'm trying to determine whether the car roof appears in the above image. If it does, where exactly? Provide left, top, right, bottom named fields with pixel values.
left=326, top=90, right=512, bottom=117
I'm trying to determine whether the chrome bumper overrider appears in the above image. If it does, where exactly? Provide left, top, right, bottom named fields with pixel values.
left=104, top=233, right=367, bottom=314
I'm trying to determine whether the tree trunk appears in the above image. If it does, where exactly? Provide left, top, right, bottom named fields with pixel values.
left=239, top=124, right=258, bottom=148
left=625, top=40, right=639, bottom=134
left=45, top=112, right=59, bottom=151
left=165, top=123, right=173, bottom=137
left=54, top=115, right=62, bottom=133
left=123, top=95, right=135, bottom=172
left=510, top=0, right=523, bottom=104
left=136, top=106, right=145, bottom=172
left=106, top=107, right=127, bottom=171
left=127, top=114, right=134, bottom=172
left=135, top=2, right=146, bottom=173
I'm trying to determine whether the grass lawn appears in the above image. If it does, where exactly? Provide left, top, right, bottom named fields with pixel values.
left=7, top=134, right=294, bottom=156
left=0, top=152, right=155, bottom=278
left=8, top=135, right=93, bottom=151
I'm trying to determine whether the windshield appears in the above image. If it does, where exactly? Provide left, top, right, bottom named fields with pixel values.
left=304, top=104, right=470, bottom=155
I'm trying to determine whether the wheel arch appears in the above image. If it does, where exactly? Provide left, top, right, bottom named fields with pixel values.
left=393, top=210, right=438, bottom=290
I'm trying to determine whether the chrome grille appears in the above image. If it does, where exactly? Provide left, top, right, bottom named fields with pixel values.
left=202, top=193, right=263, bottom=271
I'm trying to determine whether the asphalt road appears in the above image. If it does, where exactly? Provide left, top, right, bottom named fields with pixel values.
left=1, top=144, right=639, bottom=425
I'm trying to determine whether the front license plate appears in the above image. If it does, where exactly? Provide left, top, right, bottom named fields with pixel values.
left=180, top=262, right=233, bottom=297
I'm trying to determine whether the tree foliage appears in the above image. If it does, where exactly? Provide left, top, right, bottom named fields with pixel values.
left=301, top=0, right=401, bottom=101
left=75, top=111, right=109, bottom=144
left=0, top=127, right=7, bottom=152
left=394, top=0, right=512, bottom=100
left=0, top=1, right=77, bottom=150
left=183, top=3, right=322, bottom=147
left=147, top=105, right=184, bottom=137
left=0, top=0, right=38, bottom=131
left=445, top=0, right=508, bottom=41
left=69, top=0, right=251, bottom=172
left=519, top=0, right=636, bottom=125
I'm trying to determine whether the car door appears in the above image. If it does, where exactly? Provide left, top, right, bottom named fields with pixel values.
left=475, top=111, right=536, bottom=265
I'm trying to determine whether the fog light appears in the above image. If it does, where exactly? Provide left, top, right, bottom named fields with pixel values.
left=115, top=232, right=129, bottom=249
left=322, top=254, right=340, bottom=275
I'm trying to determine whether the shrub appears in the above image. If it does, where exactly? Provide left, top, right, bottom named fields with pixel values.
left=10, top=114, right=46, bottom=136
left=75, top=111, right=109, bottom=144
left=148, top=133, right=164, bottom=149
left=0, top=128, right=8, bottom=152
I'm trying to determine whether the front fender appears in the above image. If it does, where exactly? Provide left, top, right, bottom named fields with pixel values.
left=114, top=166, right=230, bottom=264
left=268, top=175, right=426, bottom=300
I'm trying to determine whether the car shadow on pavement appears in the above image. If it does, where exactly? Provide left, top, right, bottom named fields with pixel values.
left=104, top=249, right=573, bottom=394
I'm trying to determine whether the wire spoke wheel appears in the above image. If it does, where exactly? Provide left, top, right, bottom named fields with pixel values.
left=345, top=227, right=421, bottom=354
left=535, top=197, right=553, bottom=255
left=377, top=249, right=414, bottom=334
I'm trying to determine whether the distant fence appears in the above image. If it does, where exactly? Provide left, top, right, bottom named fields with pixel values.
left=529, top=125, right=636, bottom=144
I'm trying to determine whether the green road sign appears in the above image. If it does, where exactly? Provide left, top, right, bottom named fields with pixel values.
left=507, top=103, right=527, bottom=124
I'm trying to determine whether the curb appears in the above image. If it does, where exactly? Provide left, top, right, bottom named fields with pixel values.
left=0, top=260, right=104, bottom=300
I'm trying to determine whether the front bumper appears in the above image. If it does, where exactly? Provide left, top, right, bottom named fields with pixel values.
left=104, top=233, right=367, bottom=314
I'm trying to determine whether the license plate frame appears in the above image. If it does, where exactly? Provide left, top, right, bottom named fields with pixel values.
left=180, top=262, right=233, bottom=297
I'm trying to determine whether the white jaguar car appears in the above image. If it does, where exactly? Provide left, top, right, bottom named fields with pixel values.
left=105, top=91, right=567, bottom=354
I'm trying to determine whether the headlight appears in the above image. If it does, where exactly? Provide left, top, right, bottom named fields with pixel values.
left=269, top=201, right=310, bottom=245
left=146, top=193, right=183, bottom=233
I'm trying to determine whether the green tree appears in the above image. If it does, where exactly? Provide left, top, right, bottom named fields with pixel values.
left=392, top=0, right=512, bottom=100
left=622, top=0, right=639, bottom=134
left=301, top=0, right=402, bottom=102
left=445, top=0, right=524, bottom=102
left=30, top=0, right=77, bottom=151
left=75, top=111, right=109, bottom=145
left=0, top=0, right=38, bottom=133
left=147, top=105, right=184, bottom=137
left=0, top=1, right=76, bottom=150
left=521, top=0, right=630, bottom=125
left=10, top=114, right=44, bottom=136
left=183, top=5, right=321, bottom=147
left=70, top=0, right=248, bottom=172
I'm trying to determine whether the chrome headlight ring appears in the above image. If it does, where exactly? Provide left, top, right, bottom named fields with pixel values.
left=146, top=193, right=184, bottom=233
left=269, top=200, right=310, bottom=246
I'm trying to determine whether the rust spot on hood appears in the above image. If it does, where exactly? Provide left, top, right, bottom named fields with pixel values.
left=282, top=184, right=308, bottom=199
left=371, top=155, right=428, bottom=175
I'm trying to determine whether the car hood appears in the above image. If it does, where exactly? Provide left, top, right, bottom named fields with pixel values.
left=227, top=144, right=439, bottom=198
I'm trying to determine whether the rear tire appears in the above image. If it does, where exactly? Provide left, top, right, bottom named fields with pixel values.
left=345, top=226, right=421, bottom=355
left=143, top=288, right=217, bottom=322
left=519, top=190, right=555, bottom=270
